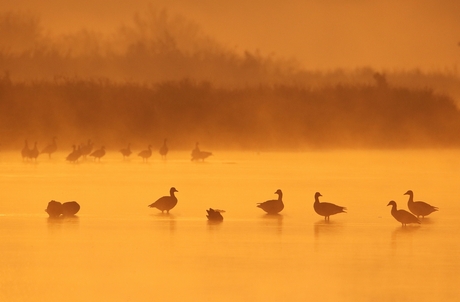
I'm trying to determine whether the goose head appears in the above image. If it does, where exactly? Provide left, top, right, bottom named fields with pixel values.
left=314, top=192, right=322, bottom=199
left=170, top=187, right=178, bottom=194
left=387, top=200, right=397, bottom=207
left=403, top=190, right=413, bottom=196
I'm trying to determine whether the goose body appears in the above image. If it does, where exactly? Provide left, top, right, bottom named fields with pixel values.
left=90, top=146, right=106, bottom=161
left=120, top=144, right=132, bottom=159
left=66, top=145, right=81, bottom=163
left=28, top=142, right=39, bottom=161
left=80, top=139, right=93, bottom=159
left=191, top=142, right=212, bottom=161
left=138, top=145, right=152, bottom=162
left=404, top=190, right=438, bottom=218
left=257, top=189, right=284, bottom=214
left=159, top=139, right=168, bottom=159
left=387, top=200, right=420, bottom=226
left=148, top=187, right=178, bottom=213
left=21, top=140, right=30, bottom=160
left=40, top=137, right=57, bottom=158
left=206, top=208, right=225, bottom=221
left=313, top=192, right=346, bottom=220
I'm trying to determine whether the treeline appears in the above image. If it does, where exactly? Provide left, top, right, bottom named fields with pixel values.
left=1, top=77, right=459, bottom=150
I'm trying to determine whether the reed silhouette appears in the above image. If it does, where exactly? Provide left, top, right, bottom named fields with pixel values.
left=257, top=189, right=284, bottom=214
left=404, top=190, right=438, bottom=218
left=313, top=192, right=347, bottom=220
left=387, top=200, right=420, bottom=226
left=148, top=187, right=178, bottom=214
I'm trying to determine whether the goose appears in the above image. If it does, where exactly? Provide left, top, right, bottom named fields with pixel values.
left=387, top=200, right=420, bottom=226
left=159, top=139, right=168, bottom=159
left=40, top=136, right=57, bottom=159
left=206, top=208, right=225, bottom=221
left=28, top=142, right=39, bottom=161
left=138, top=145, right=152, bottom=162
left=257, top=189, right=284, bottom=214
left=148, top=187, right=178, bottom=213
left=404, top=190, right=438, bottom=218
left=191, top=142, right=212, bottom=161
left=66, top=145, right=81, bottom=163
left=313, top=192, right=347, bottom=220
left=21, top=140, right=30, bottom=160
left=80, top=139, right=93, bottom=159
left=90, top=146, right=106, bottom=161
left=120, top=143, right=132, bottom=159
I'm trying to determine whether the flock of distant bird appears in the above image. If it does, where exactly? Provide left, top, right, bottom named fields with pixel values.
left=145, top=187, right=438, bottom=224
left=20, top=137, right=213, bottom=162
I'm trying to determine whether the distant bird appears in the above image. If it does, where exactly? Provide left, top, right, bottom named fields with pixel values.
left=257, top=189, right=284, bottom=214
left=191, top=142, right=212, bottom=161
left=404, top=190, right=438, bottom=218
left=28, top=142, right=39, bottom=161
left=45, top=200, right=80, bottom=218
left=313, top=192, right=347, bottom=220
left=138, top=145, right=152, bottom=162
left=21, top=140, right=30, bottom=161
left=387, top=200, right=420, bottom=226
left=148, top=187, right=178, bottom=213
left=120, top=143, right=132, bottom=159
left=40, top=136, right=57, bottom=159
left=80, top=139, right=93, bottom=159
left=206, top=208, right=225, bottom=221
left=66, top=145, right=81, bottom=163
left=159, top=139, right=168, bottom=160
left=90, top=146, right=106, bottom=161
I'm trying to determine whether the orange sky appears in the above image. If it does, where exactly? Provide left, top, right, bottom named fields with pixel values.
left=1, top=0, right=459, bottom=70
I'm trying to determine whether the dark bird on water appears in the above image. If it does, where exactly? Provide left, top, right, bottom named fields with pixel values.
left=80, top=139, right=93, bottom=159
left=40, top=136, right=57, bottom=159
left=28, top=142, right=39, bottom=161
left=257, top=189, right=284, bottom=214
left=404, top=190, right=438, bottom=218
left=90, top=146, right=106, bottom=161
left=120, top=143, right=132, bottom=159
left=387, top=200, right=420, bottom=226
left=191, top=142, right=212, bottom=162
left=313, top=192, right=347, bottom=220
left=66, top=145, right=81, bottom=163
left=148, top=187, right=178, bottom=213
left=138, top=145, right=152, bottom=162
left=159, top=139, right=168, bottom=160
left=206, top=208, right=225, bottom=221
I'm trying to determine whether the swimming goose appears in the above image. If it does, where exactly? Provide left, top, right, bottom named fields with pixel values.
left=90, top=146, right=106, bottom=161
left=148, top=187, right=178, bottom=213
left=313, top=192, right=347, bottom=220
left=120, top=143, right=132, bottom=159
left=40, top=136, right=57, bottom=159
left=206, top=208, right=225, bottom=221
left=257, top=189, right=284, bottom=214
left=138, top=145, right=152, bottom=162
left=159, top=139, right=168, bottom=159
left=21, top=140, right=30, bottom=160
left=387, top=200, right=420, bottom=226
left=404, top=190, right=438, bottom=218
left=191, top=142, right=212, bottom=161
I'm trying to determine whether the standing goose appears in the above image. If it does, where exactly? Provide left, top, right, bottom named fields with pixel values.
left=28, top=142, right=39, bottom=161
left=148, top=187, right=178, bottom=213
left=90, top=146, right=106, bottom=161
left=21, top=140, right=30, bottom=161
left=313, top=192, right=347, bottom=220
left=191, top=142, right=212, bottom=162
left=120, top=143, right=132, bottom=159
left=80, top=139, right=93, bottom=159
left=159, top=139, right=168, bottom=160
left=257, top=189, right=284, bottom=214
left=404, top=190, right=438, bottom=218
left=40, top=136, right=57, bottom=159
left=387, top=200, right=420, bottom=226
left=138, top=145, right=152, bottom=162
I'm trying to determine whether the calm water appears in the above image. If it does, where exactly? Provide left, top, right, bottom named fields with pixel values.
left=1, top=150, right=459, bottom=301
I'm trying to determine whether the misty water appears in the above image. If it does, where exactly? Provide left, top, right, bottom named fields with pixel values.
left=1, top=149, right=459, bottom=301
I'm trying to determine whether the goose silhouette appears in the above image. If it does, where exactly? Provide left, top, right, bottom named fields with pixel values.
left=191, top=142, right=212, bottom=161
left=148, top=187, right=178, bottom=213
left=257, top=189, right=284, bottom=214
left=387, top=200, right=420, bottom=226
left=206, top=208, right=225, bottom=221
left=80, top=139, right=93, bottom=159
left=404, top=190, right=438, bottom=218
left=159, top=139, right=168, bottom=159
left=66, top=145, right=81, bottom=163
left=21, top=140, right=30, bottom=161
left=90, top=146, right=106, bottom=161
left=28, top=142, right=39, bottom=161
left=313, top=192, right=346, bottom=220
left=138, top=145, right=152, bottom=162
left=120, top=143, right=132, bottom=159
left=40, top=137, right=57, bottom=159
